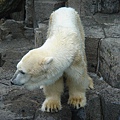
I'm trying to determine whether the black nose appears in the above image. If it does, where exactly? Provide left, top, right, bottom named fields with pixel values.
left=11, top=81, right=14, bottom=85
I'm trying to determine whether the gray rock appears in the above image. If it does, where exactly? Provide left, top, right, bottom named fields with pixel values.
left=0, top=0, right=23, bottom=18
left=82, top=16, right=104, bottom=72
left=0, top=110, right=16, bottom=120
left=0, top=20, right=34, bottom=41
left=82, top=0, right=99, bottom=15
left=24, top=27, right=34, bottom=41
left=10, top=0, right=25, bottom=21
left=67, top=0, right=82, bottom=15
left=35, top=105, right=71, bottom=120
left=68, top=0, right=120, bottom=15
left=81, top=16, right=98, bottom=26
left=104, top=24, right=120, bottom=38
left=93, top=13, right=120, bottom=25
left=85, top=38, right=100, bottom=72
left=25, top=0, right=34, bottom=27
left=86, top=73, right=109, bottom=120
left=0, top=28, right=2, bottom=41
left=99, top=87, right=120, bottom=120
left=86, top=92, right=101, bottom=120
left=99, top=38, right=120, bottom=88
left=34, top=23, right=48, bottom=48
left=68, top=0, right=100, bottom=16
left=0, top=38, right=34, bottom=81
left=0, top=53, right=5, bottom=67
left=71, top=107, right=86, bottom=120
left=0, top=4, right=120, bottom=119
left=34, top=0, right=65, bottom=28
left=84, top=25, right=105, bottom=38
left=1, top=20, right=24, bottom=39
left=1, top=70, right=119, bottom=120
left=86, top=73, right=120, bottom=120
left=3, top=88, right=42, bottom=120
left=2, top=87, right=71, bottom=120
left=101, top=0, right=120, bottom=13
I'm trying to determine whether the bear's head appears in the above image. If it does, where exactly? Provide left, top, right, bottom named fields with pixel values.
left=11, top=49, right=54, bottom=90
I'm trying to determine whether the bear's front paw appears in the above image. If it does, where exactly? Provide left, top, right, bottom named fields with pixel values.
left=41, top=98, right=62, bottom=112
left=68, top=95, right=86, bottom=109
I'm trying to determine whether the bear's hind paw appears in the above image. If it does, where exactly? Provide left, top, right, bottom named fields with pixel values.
left=88, top=77, right=94, bottom=90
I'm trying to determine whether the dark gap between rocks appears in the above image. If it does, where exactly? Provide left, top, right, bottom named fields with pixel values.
left=0, top=53, right=5, bottom=67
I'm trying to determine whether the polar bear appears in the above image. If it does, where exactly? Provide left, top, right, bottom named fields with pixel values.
left=11, top=7, right=93, bottom=112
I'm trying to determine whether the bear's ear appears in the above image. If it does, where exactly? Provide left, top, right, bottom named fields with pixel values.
left=44, top=57, right=53, bottom=65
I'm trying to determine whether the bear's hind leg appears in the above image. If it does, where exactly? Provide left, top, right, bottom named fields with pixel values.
left=41, top=77, right=64, bottom=112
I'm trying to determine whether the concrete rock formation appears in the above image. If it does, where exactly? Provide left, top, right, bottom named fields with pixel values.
left=100, top=38, right=120, bottom=88
left=0, top=0, right=120, bottom=120
left=68, top=0, right=120, bottom=15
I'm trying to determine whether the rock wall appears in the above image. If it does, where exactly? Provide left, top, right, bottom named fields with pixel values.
left=25, top=0, right=34, bottom=27
left=68, top=0, right=120, bottom=15
left=33, top=2, right=120, bottom=119
left=0, top=0, right=25, bottom=21
left=0, top=0, right=120, bottom=120
left=100, top=38, right=120, bottom=88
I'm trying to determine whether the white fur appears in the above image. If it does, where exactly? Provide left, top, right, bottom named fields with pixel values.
left=11, top=7, right=93, bottom=112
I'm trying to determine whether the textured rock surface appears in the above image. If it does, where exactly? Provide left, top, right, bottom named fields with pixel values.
left=10, top=0, right=25, bottom=21
left=1, top=20, right=24, bottom=39
left=82, top=16, right=104, bottom=72
left=104, top=24, right=120, bottom=38
left=0, top=19, right=34, bottom=41
left=68, top=0, right=120, bottom=15
left=34, top=23, right=48, bottom=48
left=0, top=31, right=119, bottom=120
left=0, top=110, right=16, bottom=120
left=1, top=69, right=119, bottom=120
left=34, top=105, right=71, bottom=120
left=94, top=13, right=120, bottom=24
left=0, top=53, right=5, bottom=67
left=101, top=0, right=120, bottom=13
left=100, top=87, right=120, bottom=120
left=34, top=0, right=65, bottom=27
left=84, top=25, right=105, bottom=39
left=85, top=38, right=100, bottom=72
left=0, top=0, right=23, bottom=18
left=0, top=2, right=120, bottom=119
left=67, top=0, right=82, bottom=15
left=68, top=0, right=98, bottom=15
left=86, top=73, right=109, bottom=120
left=25, top=0, right=34, bottom=27
left=99, top=38, right=120, bottom=88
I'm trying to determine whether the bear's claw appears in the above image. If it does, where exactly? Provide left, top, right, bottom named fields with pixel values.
left=45, top=107, right=59, bottom=112
left=41, top=98, right=62, bottom=112
left=68, top=96, right=86, bottom=109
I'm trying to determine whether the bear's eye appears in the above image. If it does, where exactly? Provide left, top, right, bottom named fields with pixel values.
left=20, top=70, right=25, bottom=75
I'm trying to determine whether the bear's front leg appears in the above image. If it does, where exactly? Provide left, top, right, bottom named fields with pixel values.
left=41, top=77, right=64, bottom=112
left=66, top=76, right=88, bottom=109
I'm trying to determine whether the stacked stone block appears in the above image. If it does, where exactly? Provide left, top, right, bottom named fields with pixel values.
left=34, top=0, right=65, bottom=27
left=100, top=38, right=120, bottom=88
left=0, top=0, right=120, bottom=120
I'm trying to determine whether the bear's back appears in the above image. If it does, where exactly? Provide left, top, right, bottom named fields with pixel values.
left=51, top=7, right=78, bottom=29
